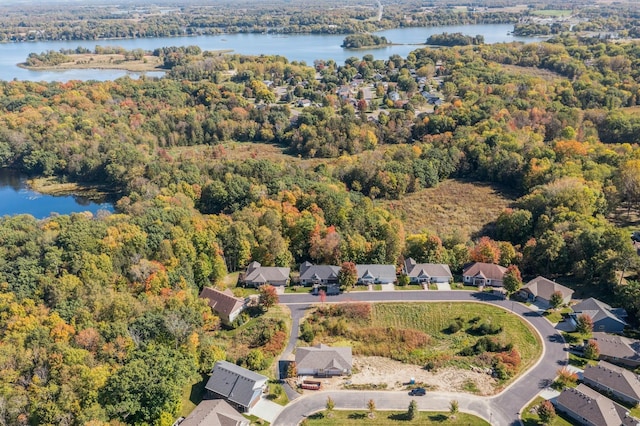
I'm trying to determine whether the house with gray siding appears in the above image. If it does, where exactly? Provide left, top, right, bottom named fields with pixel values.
left=356, top=264, right=396, bottom=285
left=205, top=361, right=267, bottom=413
left=242, top=261, right=290, bottom=288
left=295, top=344, right=352, bottom=376
left=299, top=262, right=340, bottom=287
left=180, top=399, right=249, bottom=426
left=518, top=276, right=574, bottom=308
left=583, top=360, right=640, bottom=406
left=555, top=384, right=640, bottom=426
left=403, top=258, right=452, bottom=284
left=571, top=298, right=628, bottom=334
left=591, top=332, right=640, bottom=368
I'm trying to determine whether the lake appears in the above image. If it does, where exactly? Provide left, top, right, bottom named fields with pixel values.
left=0, top=169, right=114, bottom=219
left=0, top=23, right=540, bottom=82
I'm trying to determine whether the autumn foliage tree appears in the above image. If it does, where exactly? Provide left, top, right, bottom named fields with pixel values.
left=469, top=237, right=501, bottom=264
left=576, top=314, right=594, bottom=335
left=537, top=400, right=556, bottom=425
left=338, top=261, right=358, bottom=290
left=259, top=284, right=279, bottom=311
left=503, top=265, right=523, bottom=295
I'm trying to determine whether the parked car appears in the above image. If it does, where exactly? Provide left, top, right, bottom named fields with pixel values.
left=631, top=231, right=640, bottom=242
left=409, top=387, right=426, bottom=396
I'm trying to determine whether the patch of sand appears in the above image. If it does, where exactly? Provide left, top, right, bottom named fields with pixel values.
left=308, top=356, right=497, bottom=396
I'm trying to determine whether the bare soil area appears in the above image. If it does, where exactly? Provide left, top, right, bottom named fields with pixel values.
left=298, top=356, right=497, bottom=396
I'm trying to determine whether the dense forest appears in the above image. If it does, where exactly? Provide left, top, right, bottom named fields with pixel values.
left=3, top=5, right=640, bottom=423
left=342, top=34, right=390, bottom=49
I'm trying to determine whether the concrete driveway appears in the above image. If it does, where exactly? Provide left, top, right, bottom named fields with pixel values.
left=251, top=397, right=284, bottom=423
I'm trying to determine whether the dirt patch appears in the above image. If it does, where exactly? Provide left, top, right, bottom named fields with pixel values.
left=300, top=356, right=497, bottom=396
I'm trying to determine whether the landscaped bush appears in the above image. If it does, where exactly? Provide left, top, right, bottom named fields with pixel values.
left=468, top=322, right=503, bottom=336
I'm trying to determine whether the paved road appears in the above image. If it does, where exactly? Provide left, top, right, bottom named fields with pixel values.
left=273, top=290, right=568, bottom=425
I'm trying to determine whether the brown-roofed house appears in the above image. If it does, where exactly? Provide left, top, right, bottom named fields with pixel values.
left=242, top=261, right=290, bottom=288
left=555, top=384, right=640, bottom=426
left=200, top=287, right=246, bottom=325
left=590, top=332, right=640, bottom=368
left=462, top=262, right=507, bottom=287
left=518, top=276, right=574, bottom=308
left=295, top=344, right=352, bottom=377
left=180, top=399, right=249, bottom=426
left=583, top=360, right=640, bottom=406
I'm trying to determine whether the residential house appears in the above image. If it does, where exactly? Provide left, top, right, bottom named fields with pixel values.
left=590, top=332, right=640, bottom=368
left=299, top=262, right=340, bottom=286
left=583, top=360, right=640, bottom=406
left=199, top=287, right=246, bottom=325
left=403, top=258, right=452, bottom=284
left=295, top=344, right=352, bottom=376
left=518, top=276, right=574, bottom=308
left=205, top=360, right=268, bottom=413
left=180, top=399, right=249, bottom=426
left=242, top=261, right=290, bottom=288
left=462, top=262, right=507, bottom=287
left=356, top=264, right=396, bottom=285
left=337, top=85, right=352, bottom=99
left=388, top=91, right=401, bottom=102
left=297, top=99, right=312, bottom=108
left=571, top=298, right=627, bottom=333
left=555, top=384, right=640, bottom=426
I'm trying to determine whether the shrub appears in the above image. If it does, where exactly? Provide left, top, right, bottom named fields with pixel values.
left=300, top=322, right=315, bottom=343
left=584, top=339, right=600, bottom=360
left=576, top=314, right=594, bottom=334
left=408, top=400, right=418, bottom=420
left=554, top=367, right=578, bottom=389
left=446, top=318, right=464, bottom=333
left=469, top=322, right=503, bottom=335
left=537, top=400, right=556, bottom=425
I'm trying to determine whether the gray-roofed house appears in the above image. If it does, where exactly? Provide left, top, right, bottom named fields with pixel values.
left=583, top=360, right=640, bottom=406
left=518, top=276, right=574, bottom=308
left=299, top=262, right=340, bottom=287
left=180, top=399, right=249, bottom=426
left=462, top=262, right=507, bottom=287
left=555, top=384, right=640, bottom=426
left=205, top=360, right=268, bottom=413
left=242, top=261, right=290, bottom=288
left=199, top=287, right=246, bottom=325
left=591, top=332, right=640, bottom=368
left=571, top=298, right=628, bottom=333
left=403, top=258, right=452, bottom=284
left=356, top=264, right=396, bottom=285
left=295, top=344, right=352, bottom=376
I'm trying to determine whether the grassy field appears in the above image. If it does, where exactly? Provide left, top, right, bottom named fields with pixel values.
left=179, top=374, right=208, bottom=417
left=381, top=179, right=516, bottom=238
left=304, top=302, right=541, bottom=383
left=371, top=303, right=540, bottom=369
left=21, top=53, right=165, bottom=71
left=305, top=410, right=489, bottom=425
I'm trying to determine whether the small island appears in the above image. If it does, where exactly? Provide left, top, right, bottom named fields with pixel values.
left=341, top=34, right=391, bottom=49
left=425, top=32, right=484, bottom=46
left=20, top=46, right=164, bottom=72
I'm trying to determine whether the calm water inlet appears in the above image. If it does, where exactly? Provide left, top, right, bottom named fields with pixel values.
left=0, top=169, right=114, bottom=219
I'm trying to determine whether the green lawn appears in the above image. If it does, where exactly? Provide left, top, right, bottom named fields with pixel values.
left=521, top=397, right=573, bottom=426
left=542, top=308, right=571, bottom=324
left=304, top=410, right=489, bottom=425
left=395, top=284, right=425, bottom=291
left=179, top=374, right=208, bottom=417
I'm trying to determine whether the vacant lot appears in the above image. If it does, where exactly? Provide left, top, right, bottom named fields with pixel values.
left=380, top=179, right=516, bottom=238
left=301, top=302, right=541, bottom=393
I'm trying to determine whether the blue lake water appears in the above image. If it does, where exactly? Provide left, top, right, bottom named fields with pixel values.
left=0, top=23, right=541, bottom=82
left=0, top=169, right=114, bottom=219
